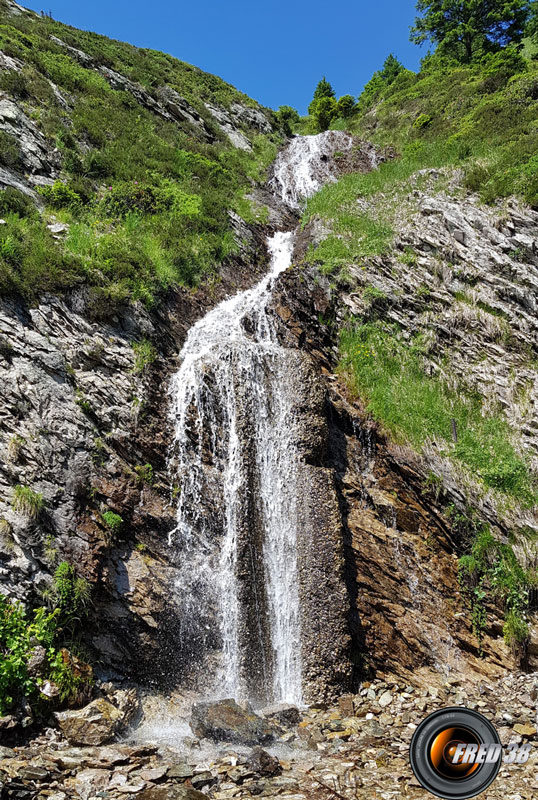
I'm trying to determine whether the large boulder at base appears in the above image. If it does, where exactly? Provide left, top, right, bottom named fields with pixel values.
left=54, top=698, right=126, bottom=746
left=190, top=699, right=275, bottom=745
left=137, top=787, right=206, bottom=800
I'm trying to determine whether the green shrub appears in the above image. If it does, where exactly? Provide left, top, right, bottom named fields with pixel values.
left=134, top=463, right=154, bottom=484
left=276, top=105, right=300, bottom=135
left=458, top=524, right=532, bottom=659
left=0, top=68, right=29, bottom=97
left=102, top=510, right=123, bottom=534
left=38, top=181, right=82, bottom=209
left=11, top=484, right=44, bottom=519
left=0, top=566, right=92, bottom=714
left=503, top=610, right=529, bottom=651
left=0, top=596, right=59, bottom=714
left=413, top=113, right=433, bottom=130
left=132, top=338, right=157, bottom=373
left=0, top=187, right=37, bottom=218
left=101, top=181, right=201, bottom=218
left=51, top=562, right=91, bottom=625
left=37, top=51, right=110, bottom=93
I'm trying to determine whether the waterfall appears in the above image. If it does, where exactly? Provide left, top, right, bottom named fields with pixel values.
left=269, top=131, right=353, bottom=208
left=169, top=231, right=302, bottom=704
left=168, top=133, right=357, bottom=708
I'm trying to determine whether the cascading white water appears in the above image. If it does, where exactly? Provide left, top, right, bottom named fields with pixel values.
left=269, top=131, right=353, bottom=208
left=169, top=231, right=302, bottom=704
left=167, top=133, right=358, bottom=708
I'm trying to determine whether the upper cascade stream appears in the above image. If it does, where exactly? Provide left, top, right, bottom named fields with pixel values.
left=269, top=130, right=354, bottom=208
left=167, top=133, right=349, bottom=707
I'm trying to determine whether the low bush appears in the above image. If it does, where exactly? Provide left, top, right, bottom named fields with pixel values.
left=458, top=525, right=534, bottom=658
left=102, top=510, right=123, bottom=534
left=37, top=181, right=82, bottom=209
left=0, top=560, right=93, bottom=715
left=0, top=188, right=37, bottom=218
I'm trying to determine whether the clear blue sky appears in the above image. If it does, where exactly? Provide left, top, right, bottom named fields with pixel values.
left=23, top=0, right=423, bottom=114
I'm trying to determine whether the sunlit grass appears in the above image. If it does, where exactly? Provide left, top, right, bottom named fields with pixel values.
left=340, top=323, right=538, bottom=506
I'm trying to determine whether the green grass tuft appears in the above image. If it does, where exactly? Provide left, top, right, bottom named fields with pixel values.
left=11, top=485, right=44, bottom=519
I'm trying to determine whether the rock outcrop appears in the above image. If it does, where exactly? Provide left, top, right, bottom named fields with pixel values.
left=0, top=212, right=274, bottom=684
left=270, top=174, right=538, bottom=683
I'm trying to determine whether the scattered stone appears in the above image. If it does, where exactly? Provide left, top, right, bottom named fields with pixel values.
left=139, top=767, right=168, bottom=782
left=136, top=786, right=206, bottom=800
left=54, top=698, right=124, bottom=746
left=513, top=723, right=537, bottom=737
left=246, top=747, right=282, bottom=778
left=168, top=763, right=194, bottom=780
left=18, top=766, right=50, bottom=781
left=378, top=691, right=393, bottom=708
left=47, top=222, right=69, bottom=236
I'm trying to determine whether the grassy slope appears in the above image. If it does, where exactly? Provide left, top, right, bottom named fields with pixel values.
left=0, top=1, right=283, bottom=306
left=299, top=49, right=538, bottom=510
left=299, top=48, right=538, bottom=649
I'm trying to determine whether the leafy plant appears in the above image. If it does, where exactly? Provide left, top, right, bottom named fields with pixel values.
left=50, top=562, right=91, bottom=627
left=413, top=112, right=433, bottom=129
left=0, top=560, right=93, bottom=715
left=0, top=187, right=36, bottom=218
left=134, top=463, right=154, bottom=485
left=0, top=596, right=59, bottom=714
left=102, top=510, right=123, bottom=535
left=37, top=181, right=82, bottom=209
left=458, top=523, right=533, bottom=659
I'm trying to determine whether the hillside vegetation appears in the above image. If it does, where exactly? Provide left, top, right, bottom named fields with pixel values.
left=299, top=18, right=538, bottom=518
left=0, top=0, right=282, bottom=306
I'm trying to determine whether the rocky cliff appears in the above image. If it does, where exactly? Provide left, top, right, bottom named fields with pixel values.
left=1, top=0, right=538, bottom=738
left=271, top=170, right=538, bottom=686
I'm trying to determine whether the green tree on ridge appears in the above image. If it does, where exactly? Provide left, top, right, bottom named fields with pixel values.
left=411, top=0, right=531, bottom=63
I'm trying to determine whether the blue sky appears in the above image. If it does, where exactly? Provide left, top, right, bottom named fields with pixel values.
left=23, top=0, right=423, bottom=114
